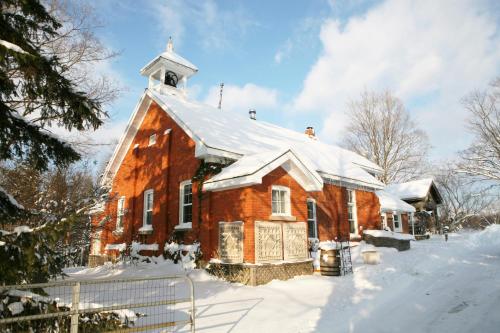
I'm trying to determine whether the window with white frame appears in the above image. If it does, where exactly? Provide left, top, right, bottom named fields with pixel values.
left=271, top=186, right=291, bottom=216
left=148, top=133, right=157, bottom=146
left=179, top=180, right=193, bottom=225
left=116, top=196, right=125, bottom=230
left=307, top=199, right=318, bottom=238
left=347, top=189, right=358, bottom=234
left=393, top=212, right=402, bottom=232
left=143, top=189, right=154, bottom=226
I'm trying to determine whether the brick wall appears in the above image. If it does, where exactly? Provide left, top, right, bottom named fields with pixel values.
left=402, top=213, right=410, bottom=233
left=356, top=190, right=382, bottom=233
left=91, top=100, right=384, bottom=263
left=92, top=101, right=200, bottom=255
left=311, top=184, right=347, bottom=241
left=208, top=167, right=308, bottom=263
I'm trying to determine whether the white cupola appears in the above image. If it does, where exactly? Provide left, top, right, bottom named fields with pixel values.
left=140, top=37, right=198, bottom=95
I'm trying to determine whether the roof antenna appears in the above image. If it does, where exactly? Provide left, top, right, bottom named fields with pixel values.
left=218, top=82, right=224, bottom=110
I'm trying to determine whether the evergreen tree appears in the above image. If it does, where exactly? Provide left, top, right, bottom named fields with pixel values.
left=0, top=0, right=105, bottom=218
left=0, top=0, right=106, bottom=285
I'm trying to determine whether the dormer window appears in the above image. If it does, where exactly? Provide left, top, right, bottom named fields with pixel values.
left=149, top=134, right=157, bottom=146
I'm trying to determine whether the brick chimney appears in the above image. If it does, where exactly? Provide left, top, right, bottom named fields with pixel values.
left=305, top=126, right=315, bottom=138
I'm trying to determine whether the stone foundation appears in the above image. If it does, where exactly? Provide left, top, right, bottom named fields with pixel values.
left=363, top=234, right=411, bottom=251
left=207, top=259, right=314, bottom=286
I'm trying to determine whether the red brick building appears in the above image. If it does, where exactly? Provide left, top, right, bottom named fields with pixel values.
left=90, top=40, right=388, bottom=266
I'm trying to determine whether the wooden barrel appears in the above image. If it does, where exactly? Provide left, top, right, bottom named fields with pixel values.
left=319, top=249, right=341, bottom=276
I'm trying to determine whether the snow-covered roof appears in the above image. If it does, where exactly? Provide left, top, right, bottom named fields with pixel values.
left=376, top=190, right=416, bottom=213
left=102, top=88, right=385, bottom=190
left=203, top=148, right=323, bottom=192
left=151, top=90, right=383, bottom=187
left=385, top=178, right=437, bottom=201
left=141, top=50, right=198, bottom=73
left=140, top=39, right=198, bottom=79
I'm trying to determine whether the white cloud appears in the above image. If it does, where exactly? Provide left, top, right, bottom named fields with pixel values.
left=153, top=0, right=258, bottom=50
left=293, top=0, right=500, bottom=156
left=274, top=17, right=321, bottom=64
left=204, top=83, right=278, bottom=114
left=274, top=40, right=293, bottom=64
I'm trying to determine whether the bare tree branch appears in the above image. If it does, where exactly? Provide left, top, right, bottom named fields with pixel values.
left=458, top=77, right=500, bottom=182
left=341, top=90, right=431, bottom=184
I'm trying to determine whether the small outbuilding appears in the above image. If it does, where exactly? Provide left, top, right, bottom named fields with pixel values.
left=385, top=178, right=443, bottom=234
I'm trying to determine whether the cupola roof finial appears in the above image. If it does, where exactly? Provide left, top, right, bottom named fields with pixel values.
left=166, top=37, right=174, bottom=53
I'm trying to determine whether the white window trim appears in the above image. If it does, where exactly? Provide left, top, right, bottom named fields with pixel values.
left=271, top=185, right=291, bottom=216
left=178, top=180, right=193, bottom=228
left=148, top=133, right=157, bottom=146
left=116, top=196, right=125, bottom=231
left=393, top=211, right=402, bottom=232
left=347, top=189, right=358, bottom=236
left=142, top=189, right=154, bottom=228
left=307, top=198, right=318, bottom=238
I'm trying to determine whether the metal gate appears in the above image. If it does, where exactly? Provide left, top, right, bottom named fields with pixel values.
left=0, top=275, right=195, bottom=332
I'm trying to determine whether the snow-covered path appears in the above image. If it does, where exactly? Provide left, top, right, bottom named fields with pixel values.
left=65, top=228, right=500, bottom=333
left=326, top=234, right=500, bottom=333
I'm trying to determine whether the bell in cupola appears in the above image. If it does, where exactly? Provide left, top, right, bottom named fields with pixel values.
left=164, top=71, right=178, bottom=88
left=140, top=37, right=198, bottom=95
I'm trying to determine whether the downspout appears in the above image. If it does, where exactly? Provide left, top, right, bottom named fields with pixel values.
left=131, top=145, right=139, bottom=243
left=165, top=129, right=172, bottom=237
left=337, top=183, right=344, bottom=241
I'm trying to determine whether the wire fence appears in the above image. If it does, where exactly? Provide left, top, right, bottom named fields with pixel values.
left=0, top=275, right=195, bottom=333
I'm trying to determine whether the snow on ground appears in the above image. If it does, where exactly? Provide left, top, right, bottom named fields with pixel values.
left=62, top=226, right=500, bottom=333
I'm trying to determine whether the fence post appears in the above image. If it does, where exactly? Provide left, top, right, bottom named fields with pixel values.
left=186, top=276, right=195, bottom=333
left=71, top=282, right=80, bottom=333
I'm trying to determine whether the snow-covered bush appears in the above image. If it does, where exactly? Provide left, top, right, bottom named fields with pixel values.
left=163, top=240, right=202, bottom=269
left=0, top=290, right=137, bottom=332
left=308, top=238, right=320, bottom=252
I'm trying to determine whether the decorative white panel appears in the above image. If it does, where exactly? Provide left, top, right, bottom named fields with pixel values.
left=283, top=222, right=308, bottom=260
left=255, top=221, right=283, bottom=263
left=218, top=221, right=244, bottom=263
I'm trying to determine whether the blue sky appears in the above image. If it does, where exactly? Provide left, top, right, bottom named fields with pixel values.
left=88, top=0, right=500, bottom=161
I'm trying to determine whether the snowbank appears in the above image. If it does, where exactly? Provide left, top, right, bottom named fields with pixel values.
left=364, top=229, right=415, bottom=240
left=60, top=230, right=500, bottom=333
left=466, top=224, right=500, bottom=250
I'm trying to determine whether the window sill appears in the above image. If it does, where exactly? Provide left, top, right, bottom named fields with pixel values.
left=175, top=222, right=192, bottom=230
left=138, top=226, right=153, bottom=235
left=112, top=229, right=124, bottom=236
left=269, top=215, right=296, bottom=222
